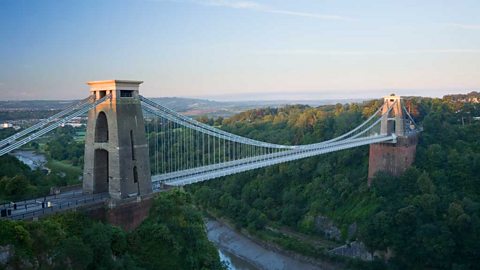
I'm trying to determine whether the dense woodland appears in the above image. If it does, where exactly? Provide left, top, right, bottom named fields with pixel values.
left=0, top=96, right=479, bottom=269
left=0, top=128, right=225, bottom=269
left=45, top=126, right=85, bottom=167
left=0, top=189, right=224, bottom=269
left=190, top=97, right=480, bottom=269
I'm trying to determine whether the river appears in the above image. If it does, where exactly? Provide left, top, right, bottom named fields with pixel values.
left=218, top=247, right=258, bottom=270
left=10, top=150, right=48, bottom=171
left=206, top=219, right=324, bottom=270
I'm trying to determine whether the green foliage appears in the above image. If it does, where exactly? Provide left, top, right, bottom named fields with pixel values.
left=0, top=156, right=42, bottom=201
left=190, top=97, right=480, bottom=269
left=0, top=190, right=225, bottom=270
left=363, top=100, right=480, bottom=269
left=130, top=189, right=224, bottom=270
left=0, top=154, right=82, bottom=202
left=54, top=236, right=93, bottom=270
left=46, top=126, right=85, bottom=167
left=0, top=128, right=16, bottom=141
left=0, top=125, right=86, bottom=202
left=191, top=101, right=380, bottom=234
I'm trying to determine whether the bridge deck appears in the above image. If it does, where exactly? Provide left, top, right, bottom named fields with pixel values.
left=0, top=135, right=396, bottom=221
left=153, top=134, right=395, bottom=188
left=0, top=190, right=108, bottom=220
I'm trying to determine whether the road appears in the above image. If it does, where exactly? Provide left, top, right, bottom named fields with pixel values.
left=0, top=189, right=109, bottom=220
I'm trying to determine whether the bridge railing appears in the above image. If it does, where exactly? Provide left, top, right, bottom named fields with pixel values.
left=3, top=192, right=109, bottom=220
left=154, top=134, right=396, bottom=187
left=0, top=189, right=89, bottom=211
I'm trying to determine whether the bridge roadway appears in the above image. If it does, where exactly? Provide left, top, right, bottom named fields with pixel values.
left=0, top=190, right=109, bottom=220
left=153, top=134, right=396, bottom=187
left=0, top=134, right=395, bottom=220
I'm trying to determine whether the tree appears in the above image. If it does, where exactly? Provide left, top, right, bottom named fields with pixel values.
left=54, top=236, right=93, bottom=270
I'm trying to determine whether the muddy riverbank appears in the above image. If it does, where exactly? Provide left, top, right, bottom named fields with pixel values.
left=10, top=150, right=48, bottom=172
left=206, top=219, right=342, bottom=270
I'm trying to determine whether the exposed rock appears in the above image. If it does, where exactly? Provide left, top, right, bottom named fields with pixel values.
left=314, top=215, right=341, bottom=241
left=0, top=245, right=48, bottom=269
left=329, top=241, right=373, bottom=261
left=373, top=247, right=395, bottom=261
left=347, top=222, right=357, bottom=240
left=0, top=245, right=13, bottom=265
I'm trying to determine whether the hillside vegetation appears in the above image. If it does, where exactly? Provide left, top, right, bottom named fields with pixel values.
left=191, top=97, right=480, bottom=269
left=0, top=189, right=225, bottom=270
left=1, top=95, right=479, bottom=269
left=0, top=126, right=84, bottom=203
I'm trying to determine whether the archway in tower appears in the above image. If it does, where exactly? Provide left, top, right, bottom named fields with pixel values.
left=94, top=149, right=109, bottom=193
left=95, top=111, right=108, bottom=143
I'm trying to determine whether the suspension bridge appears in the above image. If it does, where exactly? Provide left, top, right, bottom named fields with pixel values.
left=0, top=80, right=420, bottom=221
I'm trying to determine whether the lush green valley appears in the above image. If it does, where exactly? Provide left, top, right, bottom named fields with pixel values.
left=0, top=189, right=224, bottom=270
left=1, top=95, right=479, bottom=269
left=0, top=126, right=84, bottom=203
left=190, top=97, right=480, bottom=269
left=0, top=133, right=226, bottom=269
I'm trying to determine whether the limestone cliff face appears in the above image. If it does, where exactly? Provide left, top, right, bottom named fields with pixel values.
left=0, top=245, right=14, bottom=266
left=314, top=215, right=342, bottom=241
left=314, top=216, right=373, bottom=261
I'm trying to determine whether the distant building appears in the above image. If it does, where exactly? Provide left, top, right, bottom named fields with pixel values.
left=0, top=123, right=20, bottom=130
left=1, top=123, right=13, bottom=129
left=60, top=117, right=86, bottom=128
left=61, top=122, right=84, bottom=128
left=444, top=92, right=480, bottom=103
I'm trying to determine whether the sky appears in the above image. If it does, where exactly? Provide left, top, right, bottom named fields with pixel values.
left=0, top=0, right=479, bottom=101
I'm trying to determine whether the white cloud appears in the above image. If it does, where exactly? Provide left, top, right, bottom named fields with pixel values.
left=254, top=49, right=480, bottom=55
left=165, top=0, right=352, bottom=21
left=444, top=23, right=480, bottom=30
left=197, top=0, right=262, bottom=9
left=267, top=9, right=351, bottom=21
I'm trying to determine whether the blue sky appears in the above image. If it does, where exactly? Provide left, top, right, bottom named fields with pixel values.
left=1, top=0, right=479, bottom=100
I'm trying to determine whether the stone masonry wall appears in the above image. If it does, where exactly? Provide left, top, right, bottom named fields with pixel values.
left=368, top=134, right=418, bottom=184
left=84, top=196, right=154, bottom=231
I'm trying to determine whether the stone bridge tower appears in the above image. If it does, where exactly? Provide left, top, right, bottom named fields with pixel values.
left=83, top=80, right=152, bottom=200
left=368, top=95, right=418, bottom=184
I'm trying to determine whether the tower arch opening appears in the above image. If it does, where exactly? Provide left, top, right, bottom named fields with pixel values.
left=94, top=149, right=109, bottom=193
left=95, top=111, right=109, bottom=143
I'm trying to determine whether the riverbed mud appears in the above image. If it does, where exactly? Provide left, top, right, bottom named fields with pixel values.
left=207, top=219, right=329, bottom=270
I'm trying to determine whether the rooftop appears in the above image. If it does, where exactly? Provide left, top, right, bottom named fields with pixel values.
left=87, top=80, right=143, bottom=86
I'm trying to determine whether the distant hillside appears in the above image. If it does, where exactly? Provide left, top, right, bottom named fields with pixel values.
left=150, top=97, right=368, bottom=117
left=149, top=97, right=252, bottom=117
left=0, top=100, right=76, bottom=111
left=0, top=97, right=366, bottom=119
